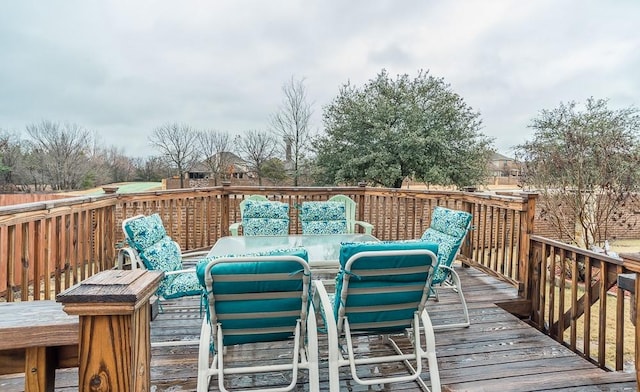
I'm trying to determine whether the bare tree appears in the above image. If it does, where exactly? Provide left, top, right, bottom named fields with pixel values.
left=0, top=130, right=27, bottom=191
left=196, top=129, right=234, bottom=185
left=95, top=146, right=137, bottom=184
left=270, top=76, right=313, bottom=186
left=149, top=123, right=200, bottom=188
left=133, top=156, right=173, bottom=182
left=25, top=121, right=92, bottom=191
left=237, top=130, right=278, bottom=186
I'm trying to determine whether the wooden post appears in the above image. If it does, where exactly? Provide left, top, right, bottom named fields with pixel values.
left=357, top=182, right=367, bottom=225
left=518, top=193, right=537, bottom=299
left=460, top=200, right=475, bottom=261
left=635, top=272, right=640, bottom=387
left=221, top=181, right=231, bottom=236
left=57, top=269, right=162, bottom=392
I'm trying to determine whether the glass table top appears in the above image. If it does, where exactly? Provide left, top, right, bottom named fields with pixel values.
left=208, top=234, right=378, bottom=267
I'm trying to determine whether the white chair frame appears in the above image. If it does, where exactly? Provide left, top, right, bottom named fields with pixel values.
left=314, top=249, right=441, bottom=392
left=197, top=255, right=319, bottom=392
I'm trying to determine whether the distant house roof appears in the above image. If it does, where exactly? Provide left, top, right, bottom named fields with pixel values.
left=491, top=152, right=514, bottom=161
left=191, top=152, right=249, bottom=174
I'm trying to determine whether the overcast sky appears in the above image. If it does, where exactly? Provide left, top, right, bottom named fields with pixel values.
left=1, top=1, right=639, bottom=158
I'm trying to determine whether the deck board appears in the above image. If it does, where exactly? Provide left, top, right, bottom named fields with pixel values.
left=0, top=264, right=636, bottom=391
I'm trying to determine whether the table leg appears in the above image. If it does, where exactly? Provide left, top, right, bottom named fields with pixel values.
left=24, top=346, right=55, bottom=392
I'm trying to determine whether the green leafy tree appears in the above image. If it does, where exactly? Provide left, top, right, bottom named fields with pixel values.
left=314, top=69, right=494, bottom=188
left=515, top=97, right=640, bottom=249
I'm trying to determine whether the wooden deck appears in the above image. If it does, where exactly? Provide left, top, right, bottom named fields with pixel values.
left=1, top=265, right=636, bottom=391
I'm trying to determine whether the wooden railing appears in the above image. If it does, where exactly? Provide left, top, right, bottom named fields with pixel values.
left=2, top=184, right=639, bottom=377
left=0, top=196, right=118, bottom=301
left=1, top=185, right=534, bottom=302
left=526, top=235, right=640, bottom=372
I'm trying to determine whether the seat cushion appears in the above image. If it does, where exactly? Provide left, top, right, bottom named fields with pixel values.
left=124, top=214, right=167, bottom=251
left=196, top=248, right=310, bottom=346
left=242, top=217, right=290, bottom=236
left=421, top=207, right=472, bottom=284
left=241, top=200, right=290, bottom=236
left=334, top=240, right=439, bottom=331
left=242, top=200, right=290, bottom=219
left=338, top=240, right=439, bottom=281
left=421, top=229, right=457, bottom=283
left=139, top=236, right=182, bottom=295
left=427, top=207, right=472, bottom=239
left=163, top=272, right=203, bottom=299
left=300, top=201, right=347, bottom=234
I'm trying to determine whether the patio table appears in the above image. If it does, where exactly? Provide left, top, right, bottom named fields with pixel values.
left=208, top=233, right=378, bottom=278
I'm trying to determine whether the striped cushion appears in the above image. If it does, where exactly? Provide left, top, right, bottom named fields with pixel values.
left=196, top=248, right=309, bottom=346
left=335, top=240, right=438, bottom=332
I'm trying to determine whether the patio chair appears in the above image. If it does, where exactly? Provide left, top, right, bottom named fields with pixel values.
left=229, top=196, right=290, bottom=236
left=299, top=201, right=348, bottom=235
left=327, top=195, right=374, bottom=234
left=421, top=206, right=473, bottom=330
left=196, top=248, right=319, bottom=392
left=314, top=240, right=441, bottom=392
left=118, top=213, right=206, bottom=302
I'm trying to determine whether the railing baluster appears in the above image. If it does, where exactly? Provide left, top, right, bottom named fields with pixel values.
left=570, top=250, right=578, bottom=350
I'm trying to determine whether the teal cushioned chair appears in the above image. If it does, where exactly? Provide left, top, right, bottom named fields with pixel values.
left=118, top=213, right=206, bottom=301
left=229, top=197, right=290, bottom=236
left=196, top=248, right=319, bottom=392
left=421, top=206, right=473, bottom=330
left=229, top=195, right=266, bottom=236
left=314, top=240, right=441, bottom=392
left=299, top=201, right=347, bottom=235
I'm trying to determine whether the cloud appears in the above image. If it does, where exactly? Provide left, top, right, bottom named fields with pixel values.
left=0, top=0, right=638, bottom=158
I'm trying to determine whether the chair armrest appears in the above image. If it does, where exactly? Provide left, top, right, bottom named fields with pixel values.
left=229, top=222, right=242, bottom=236
left=117, top=247, right=142, bottom=270
left=312, top=280, right=341, bottom=390
left=181, top=250, right=210, bottom=264
left=354, top=220, right=374, bottom=235
left=165, top=267, right=196, bottom=276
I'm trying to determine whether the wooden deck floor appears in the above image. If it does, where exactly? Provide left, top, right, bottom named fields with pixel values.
left=1, top=265, right=636, bottom=391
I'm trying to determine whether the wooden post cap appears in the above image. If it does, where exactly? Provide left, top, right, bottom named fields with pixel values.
left=57, top=270, right=163, bottom=315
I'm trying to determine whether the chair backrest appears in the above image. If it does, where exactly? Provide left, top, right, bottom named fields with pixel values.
left=241, top=199, right=290, bottom=236
left=420, top=207, right=472, bottom=282
left=122, top=213, right=184, bottom=295
left=327, top=195, right=358, bottom=233
left=238, top=194, right=269, bottom=216
left=334, top=240, right=438, bottom=333
left=123, top=213, right=167, bottom=252
left=197, top=248, right=310, bottom=348
left=299, top=201, right=347, bottom=235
